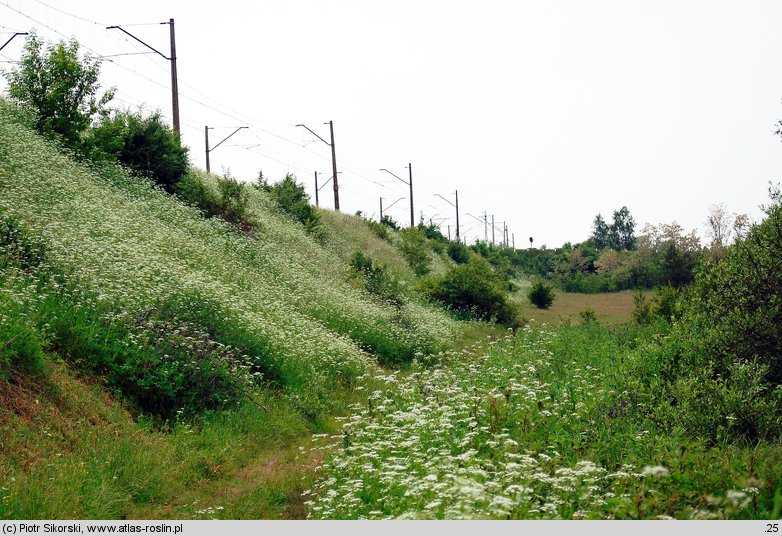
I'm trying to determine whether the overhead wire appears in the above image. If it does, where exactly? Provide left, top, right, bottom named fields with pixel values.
left=1, top=1, right=476, bottom=219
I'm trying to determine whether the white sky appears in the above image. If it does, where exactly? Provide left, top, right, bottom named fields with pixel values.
left=2, top=0, right=782, bottom=247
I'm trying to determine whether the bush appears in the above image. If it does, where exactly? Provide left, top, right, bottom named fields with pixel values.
left=528, top=280, right=554, bottom=309
left=380, top=215, right=400, bottom=231
left=88, top=110, right=189, bottom=192
left=579, top=307, right=597, bottom=324
left=653, top=285, right=680, bottom=321
left=350, top=251, right=402, bottom=306
left=632, top=289, right=654, bottom=325
left=447, top=240, right=470, bottom=264
left=651, top=189, right=782, bottom=441
left=256, top=174, right=321, bottom=237
left=422, top=256, right=519, bottom=326
left=176, top=172, right=253, bottom=231
left=40, top=284, right=268, bottom=419
left=366, top=220, right=391, bottom=242
left=216, top=173, right=251, bottom=228
left=399, top=227, right=431, bottom=276
left=0, top=214, right=46, bottom=271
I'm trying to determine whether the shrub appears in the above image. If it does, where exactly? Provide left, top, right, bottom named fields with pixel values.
left=380, top=215, right=400, bottom=231
left=88, top=110, right=189, bottom=192
left=40, top=284, right=266, bottom=419
left=632, top=289, right=654, bottom=325
left=256, top=173, right=321, bottom=237
left=447, top=240, right=470, bottom=264
left=651, top=189, right=782, bottom=441
left=422, top=256, right=519, bottom=326
left=399, top=227, right=431, bottom=276
left=0, top=213, right=46, bottom=271
left=579, top=307, right=597, bottom=324
left=653, top=285, right=680, bottom=321
left=528, top=280, right=554, bottom=309
left=174, top=172, right=218, bottom=217
left=366, top=219, right=390, bottom=242
left=686, top=194, right=782, bottom=383
left=216, top=173, right=251, bottom=228
left=350, top=251, right=402, bottom=306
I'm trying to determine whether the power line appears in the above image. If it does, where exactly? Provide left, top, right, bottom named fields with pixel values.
left=29, top=0, right=107, bottom=26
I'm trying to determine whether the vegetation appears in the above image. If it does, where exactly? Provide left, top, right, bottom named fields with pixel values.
left=88, top=110, right=189, bottom=192
left=420, top=255, right=520, bottom=326
left=3, top=31, right=113, bottom=150
left=350, top=251, right=403, bottom=306
left=310, top=323, right=782, bottom=519
left=255, top=173, right=322, bottom=237
left=2, top=30, right=781, bottom=521
left=398, top=227, right=432, bottom=276
left=528, top=279, right=555, bottom=309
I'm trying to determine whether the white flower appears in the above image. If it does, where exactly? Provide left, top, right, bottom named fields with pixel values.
left=641, top=465, right=670, bottom=477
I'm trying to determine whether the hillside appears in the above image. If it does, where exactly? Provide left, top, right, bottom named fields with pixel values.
left=0, top=99, right=461, bottom=517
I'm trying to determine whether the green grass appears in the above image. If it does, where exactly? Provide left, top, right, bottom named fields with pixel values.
left=309, top=322, right=782, bottom=519
left=0, top=359, right=322, bottom=519
left=512, top=283, right=636, bottom=326
left=0, top=97, right=457, bottom=519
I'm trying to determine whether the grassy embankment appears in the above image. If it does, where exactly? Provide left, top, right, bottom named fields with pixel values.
left=0, top=99, right=460, bottom=519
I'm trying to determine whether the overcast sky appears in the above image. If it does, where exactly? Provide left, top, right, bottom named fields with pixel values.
left=2, top=0, right=782, bottom=247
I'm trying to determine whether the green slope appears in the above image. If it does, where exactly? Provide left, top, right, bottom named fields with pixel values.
left=0, top=99, right=459, bottom=518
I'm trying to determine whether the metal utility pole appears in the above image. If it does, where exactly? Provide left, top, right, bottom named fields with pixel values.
left=297, top=122, right=339, bottom=211
left=434, top=191, right=460, bottom=239
left=204, top=126, right=247, bottom=174
left=204, top=126, right=210, bottom=173
left=491, top=215, right=495, bottom=245
left=484, top=212, right=488, bottom=242
left=166, top=19, right=180, bottom=136
left=379, top=165, right=414, bottom=228
left=0, top=32, right=28, bottom=52
left=512, top=233, right=515, bottom=250
left=328, top=121, right=339, bottom=211
left=314, top=171, right=319, bottom=207
left=455, top=190, right=460, bottom=240
left=379, top=197, right=384, bottom=219
left=504, top=223, right=508, bottom=248
left=407, top=163, right=414, bottom=228
left=107, top=20, right=180, bottom=136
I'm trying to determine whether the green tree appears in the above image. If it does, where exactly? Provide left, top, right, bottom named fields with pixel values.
left=591, top=214, right=610, bottom=249
left=4, top=31, right=113, bottom=149
left=609, top=206, right=636, bottom=251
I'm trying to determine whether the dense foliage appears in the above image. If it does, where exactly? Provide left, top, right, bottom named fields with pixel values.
left=649, top=190, right=782, bottom=442
left=255, top=173, right=322, bottom=237
left=310, top=323, right=782, bottom=519
left=350, top=251, right=403, bottom=306
left=398, top=227, right=432, bottom=276
left=88, top=110, right=189, bottom=191
left=421, top=255, right=519, bottom=326
left=528, top=279, right=555, bottom=309
left=3, top=32, right=113, bottom=150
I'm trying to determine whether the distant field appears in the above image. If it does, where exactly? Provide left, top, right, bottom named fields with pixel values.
left=514, top=287, right=635, bottom=325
